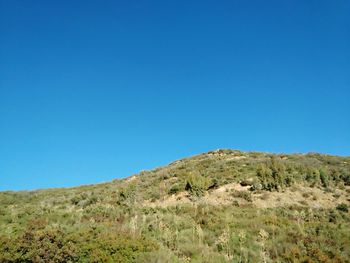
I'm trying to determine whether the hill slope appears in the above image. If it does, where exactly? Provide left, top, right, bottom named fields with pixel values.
left=1, top=149, right=350, bottom=262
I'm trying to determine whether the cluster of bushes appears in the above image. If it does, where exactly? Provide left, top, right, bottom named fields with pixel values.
left=0, top=222, right=158, bottom=262
left=71, top=193, right=98, bottom=207
left=1, top=196, right=349, bottom=262
left=167, top=173, right=218, bottom=198
left=255, top=157, right=350, bottom=192
left=1, top=150, right=349, bottom=262
left=231, top=190, right=252, bottom=202
left=153, top=150, right=350, bottom=198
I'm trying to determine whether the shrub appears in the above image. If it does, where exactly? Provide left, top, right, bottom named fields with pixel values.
left=341, top=172, right=350, bottom=186
left=336, top=203, right=349, bottom=213
left=169, top=184, right=182, bottom=195
left=302, top=192, right=312, bottom=199
left=319, top=169, right=329, bottom=188
left=231, top=190, right=252, bottom=202
left=185, top=172, right=210, bottom=197
left=0, top=227, right=159, bottom=262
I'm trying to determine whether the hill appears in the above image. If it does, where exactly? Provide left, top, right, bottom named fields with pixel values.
left=1, top=149, right=350, bottom=262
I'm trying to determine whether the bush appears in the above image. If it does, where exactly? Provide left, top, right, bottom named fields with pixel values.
left=0, top=227, right=159, bottom=262
left=240, top=179, right=254, bottom=186
left=231, top=190, right=252, bottom=202
left=336, top=203, right=349, bottom=213
left=169, top=184, right=182, bottom=195
left=319, top=169, right=329, bottom=188
left=185, top=172, right=210, bottom=197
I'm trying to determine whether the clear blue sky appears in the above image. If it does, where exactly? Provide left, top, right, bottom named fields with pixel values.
left=1, top=1, right=349, bottom=191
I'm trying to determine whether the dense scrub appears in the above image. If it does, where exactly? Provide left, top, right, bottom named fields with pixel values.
left=0, top=150, right=349, bottom=262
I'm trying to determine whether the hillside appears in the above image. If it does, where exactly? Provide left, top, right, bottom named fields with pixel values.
left=1, top=149, right=350, bottom=262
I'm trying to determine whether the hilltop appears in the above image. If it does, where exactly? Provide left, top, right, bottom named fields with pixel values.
left=1, top=149, right=350, bottom=262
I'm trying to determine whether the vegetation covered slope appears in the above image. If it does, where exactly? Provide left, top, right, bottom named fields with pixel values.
left=1, top=149, right=350, bottom=262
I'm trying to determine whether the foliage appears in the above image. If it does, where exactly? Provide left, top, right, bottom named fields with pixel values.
left=0, top=149, right=349, bottom=262
left=336, top=203, right=349, bottom=213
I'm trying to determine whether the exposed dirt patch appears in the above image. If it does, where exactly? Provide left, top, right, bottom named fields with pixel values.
left=226, top=156, right=247, bottom=161
left=213, top=183, right=250, bottom=193
left=143, top=183, right=350, bottom=209
left=125, top=176, right=137, bottom=182
left=143, top=191, right=191, bottom=208
left=253, top=185, right=350, bottom=209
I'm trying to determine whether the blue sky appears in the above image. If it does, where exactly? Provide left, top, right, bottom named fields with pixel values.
left=0, top=1, right=349, bottom=191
